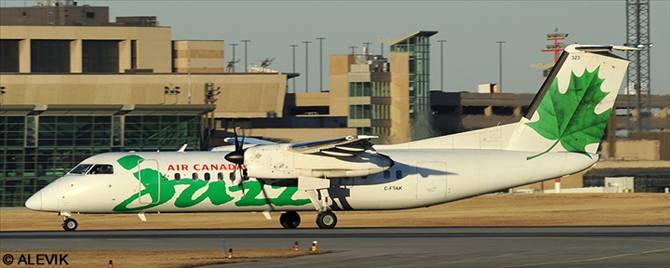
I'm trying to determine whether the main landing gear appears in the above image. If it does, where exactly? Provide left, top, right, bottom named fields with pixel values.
left=279, top=211, right=338, bottom=229
left=281, top=177, right=338, bottom=229
left=316, top=211, right=337, bottom=229
left=61, top=212, right=78, bottom=231
left=279, top=211, right=301, bottom=229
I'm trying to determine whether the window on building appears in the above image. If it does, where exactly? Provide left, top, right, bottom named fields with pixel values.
left=374, top=127, right=390, bottom=140
left=113, top=116, right=123, bottom=147
left=349, top=82, right=377, bottom=97
left=83, top=40, right=119, bottom=73
left=0, top=40, right=20, bottom=73
left=372, top=82, right=390, bottom=97
left=86, top=12, right=95, bottom=18
left=38, top=116, right=112, bottom=147
left=0, top=113, right=204, bottom=207
left=31, top=40, right=70, bottom=73
left=372, top=105, right=390, bottom=120
left=123, top=116, right=200, bottom=151
left=349, top=105, right=372, bottom=119
left=356, top=127, right=372, bottom=135
left=130, top=40, right=137, bottom=69
left=349, top=105, right=359, bottom=119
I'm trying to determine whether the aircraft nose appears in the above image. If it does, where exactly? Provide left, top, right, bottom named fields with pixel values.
left=25, top=191, right=42, bottom=210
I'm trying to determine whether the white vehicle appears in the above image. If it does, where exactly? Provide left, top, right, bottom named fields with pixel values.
left=25, top=45, right=633, bottom=231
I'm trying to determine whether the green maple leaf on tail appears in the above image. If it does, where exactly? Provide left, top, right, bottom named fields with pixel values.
left=526, top=66, right=610, bottom=160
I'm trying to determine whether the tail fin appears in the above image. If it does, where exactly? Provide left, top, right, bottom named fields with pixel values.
left=506, top=45, right=634, bottom=159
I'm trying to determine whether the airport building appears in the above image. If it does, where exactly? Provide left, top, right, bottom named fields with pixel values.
left=0, top=3, right=294, bottom=206
left=2, top=2, right=669, bottom=206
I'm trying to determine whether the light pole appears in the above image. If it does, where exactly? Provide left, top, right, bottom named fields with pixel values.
left=290, top=44, right=298, bottom=93
left=363, top=42, right=372, bottom=54
left=241, top=40, right=251, bottom=72
left=317, top=37, right=326, bottom=92
left=438, top=40, right=446, bottom=92
left=496, top=41, right=505, bottom=93
left=303, top=41, right=311, bottom=93
left=229, top=43, right=238, bottom=72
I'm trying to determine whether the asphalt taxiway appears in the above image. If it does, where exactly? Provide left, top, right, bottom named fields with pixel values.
left=2, top=226, right=669, bottom=267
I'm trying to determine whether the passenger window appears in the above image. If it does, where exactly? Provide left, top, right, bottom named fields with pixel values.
left=384, top=170, right=391, bottom=179
left=89, top=164, right=113, bottom=175
left=204, top=173, right=211, bottom=181
left=175, top=173, right=181, bottom=182
left=229, top=172, right=235, bottom=181
left=192, top=173, right=199, bottom=181
left=217, top=172, right=224, bottom=181
left=395, top=170, right=402, bottom=179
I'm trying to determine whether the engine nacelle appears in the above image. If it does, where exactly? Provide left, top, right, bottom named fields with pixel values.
left=243, top=144, right=393, bottom=179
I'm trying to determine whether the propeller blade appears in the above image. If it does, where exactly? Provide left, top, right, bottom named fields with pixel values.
left=241, top=129, right=245, bottom=148
left=238, top=165, right=246, bottom=193
left=225, top=122, right=246, bottom=166
left=233, top=127, right=240, bottom=151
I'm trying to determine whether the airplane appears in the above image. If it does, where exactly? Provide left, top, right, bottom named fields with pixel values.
left=24, top=44, right=634, bottom=231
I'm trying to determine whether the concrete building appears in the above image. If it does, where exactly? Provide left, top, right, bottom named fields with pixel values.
left=172, top=40, right=224, bottom=73
left=381, top=31, right=437, bottom=141
left=329, top=53, right=393, bottom=141
left=0, top=2, right=111, bottom=27
left=2, top=3, right=669, bottom=206
left=0, top=4, right=349, bottom=206
left=305, top=31, right=437, bottom=143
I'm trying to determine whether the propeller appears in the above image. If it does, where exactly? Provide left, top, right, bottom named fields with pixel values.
left=224, top=126, right=245, bottom=165
left=224, top=125, right=248, bottom=192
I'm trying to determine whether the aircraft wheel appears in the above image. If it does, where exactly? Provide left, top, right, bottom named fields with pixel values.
left=316, top=211, right=337, bottom=229
left=62, top=218, right=78, bottom=231
left=280, top=211, right=301, bottom=229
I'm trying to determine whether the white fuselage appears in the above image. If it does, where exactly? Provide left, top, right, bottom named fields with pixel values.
left=28, top=148, right=596, bottom=214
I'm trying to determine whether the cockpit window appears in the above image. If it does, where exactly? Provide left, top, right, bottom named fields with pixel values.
left=88, top=164, right=114, bottom=175
left=69, top=164, right=93, bottom=175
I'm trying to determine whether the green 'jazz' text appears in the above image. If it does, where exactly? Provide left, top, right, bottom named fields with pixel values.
left=113, top=155, right=310, bottom=212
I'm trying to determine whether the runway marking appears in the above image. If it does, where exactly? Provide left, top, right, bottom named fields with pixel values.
left=547, top=236, right=670, bottom=244
left=496, top=247, right=670, bottom=268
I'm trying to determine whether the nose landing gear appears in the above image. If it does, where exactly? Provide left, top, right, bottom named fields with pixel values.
left=60, top=212, right=78, bottom=231
left=279, top=211, right=338, bottom=229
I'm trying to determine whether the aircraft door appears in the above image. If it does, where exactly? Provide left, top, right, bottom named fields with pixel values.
left=416, top=162, right=447, bottom=200
left=138, top=159, right=161, bottom=204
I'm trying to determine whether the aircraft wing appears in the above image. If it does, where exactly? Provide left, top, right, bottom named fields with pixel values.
left=289, top=135, right=378, bottom=157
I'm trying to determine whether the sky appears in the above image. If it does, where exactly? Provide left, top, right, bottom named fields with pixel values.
left=4, top=0, right=670, bottom=95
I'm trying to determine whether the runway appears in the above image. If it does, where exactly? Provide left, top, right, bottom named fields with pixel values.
left=2, top=226, right=669, bottom=267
